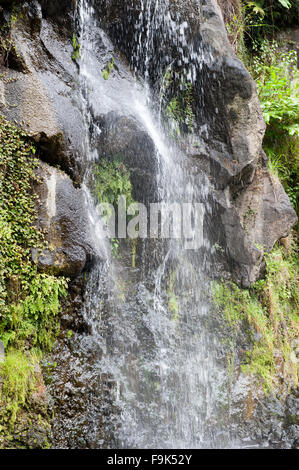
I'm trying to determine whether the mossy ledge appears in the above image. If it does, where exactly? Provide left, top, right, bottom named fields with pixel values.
left=213, top=234, right=299, bottom=395
left=0, top=114, right=68, bottom=448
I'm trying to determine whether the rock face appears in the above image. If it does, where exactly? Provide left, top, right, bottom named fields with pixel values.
left=45, top=275, right=119, bottom=449
left=181, top=0, right=297, bottom=286
left=0, top=0, right=84, bottom=182
left=210, top=162, right=298, bottom=287
left=89, top=0, right=297, bottom=286
left=94, top=113, right=159, bottom=204
left=33, top=162, right=103, bottom=278
left=0, top=0, right=297, bottom=285
left=0, top=0, right=298, bottom=450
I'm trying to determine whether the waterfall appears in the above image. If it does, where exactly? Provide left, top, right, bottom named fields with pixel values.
left=71, top=0, right=235, bottom=449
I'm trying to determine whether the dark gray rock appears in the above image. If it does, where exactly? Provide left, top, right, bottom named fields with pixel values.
left=0, top=0, right=83, bottom=182
left=33, top=162, right=104, bottom=278
left=93, top=112, right=159, bottom=204
left=89, top=0, right=298, bottom=287
left=210, top=163, right=298, bottom=287
left=1, top=0, right=295, bottom=286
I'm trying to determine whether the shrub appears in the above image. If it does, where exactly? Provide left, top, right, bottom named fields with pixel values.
left=249, top=41, right=299, bottom=220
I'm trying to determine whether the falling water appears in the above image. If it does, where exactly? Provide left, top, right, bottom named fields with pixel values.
left=72, top=0, right=235, bottom=448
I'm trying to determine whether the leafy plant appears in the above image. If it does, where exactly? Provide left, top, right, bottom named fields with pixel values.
left=277, top=0, right=291, bottom=8
left=224, top=1, right=298, bottom=57
left=0, top=115, right=68, bottom=353
left=165, top=80, right=195, bottom=135
left=225, top=1, right=266, bottom=59
left=252, top=43, right=298, bottom=135
left=93, top=157, right=135, bottom=257
left=111, top=238, right=120, bottom=258
left=102, top=58, right=114, bottom=80
left=93, top=157, right=134, bottom=207
left=72, top=33, right=80, bottom=61
left=249, top=41, right=299, bottom=221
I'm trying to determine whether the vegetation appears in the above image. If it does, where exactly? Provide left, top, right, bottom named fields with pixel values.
left=250, top=42, right=299, bottom=220
left=0, top=115, right=67, bottom=429
left=160, top=64, right=196, bottom=136
left=213, top=236, right=299, bottom=393
left=0, top=4, right=20, bottom=70
left=93, top=157, right=134, bottom=208
left=0, top=350, right=37, bottom=426
left=216, top=0, right=299, bottom=396
left=72, top=33, right=80, bottom=61
left=93, top=156, right=135, bottom=257
left=224, top=1, right=299, bottom=219
left=223, top=1, right=299, bottom=58
left=165, top=81, right=195, bottom=135
left=102, top=58, right=115, bottom=80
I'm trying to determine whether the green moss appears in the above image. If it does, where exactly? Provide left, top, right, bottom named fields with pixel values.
left=72, top=33, right=80, bottom=61
left=165, top=82, right=195, bottom=135
left=102, top=58, right=114, bottom=80
left=93, top=157, right=135, bottom=258
left=213, top=237, right=299, bottom=393
left=0, top=350, right=37, bottom=426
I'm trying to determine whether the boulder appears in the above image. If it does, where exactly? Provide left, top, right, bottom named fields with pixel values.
left=209, top=161, right=298, bottom=287
left=33, top=162, right=105, bottom=278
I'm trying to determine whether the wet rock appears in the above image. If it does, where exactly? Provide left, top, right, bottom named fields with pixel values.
left=92, top=0, right=296, bottom=287
left=0, top=0, right=296, bottom=449
left=39, top=0, right=75, bottom=36
left=0, top=0, right=83, bottom=182
left=188, top=0, right=296, bottom=286
left=33, top=162, right=104, bottom=278
left=210, top=163, right=298, bottom=287
left=94, top=112, right=159, bottom=204
left=0, top=356, right=52, bottom=449
left=46, top=325, right=119, bottom=448
left=231, top=383, right=299, bottom=448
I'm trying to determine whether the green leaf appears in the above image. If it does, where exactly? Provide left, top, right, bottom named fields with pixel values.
left=277, top=0, right=291, bottom=8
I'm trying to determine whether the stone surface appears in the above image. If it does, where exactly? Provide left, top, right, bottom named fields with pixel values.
left=210, top=162, right=298, bottom=287
left=89, top=0, right=298, bottom=286
left=33, top=162, right=104, bottom=278
left=94, top=113, right=159, bottom=204
left=184, top=0, right=296, bottom=285
left=0, top=0, right=298, bottom=450
left=0, top=0, right=83, bottom=182
left=1, top=0, right=296, bottom=285
left=276, top=26, right=299, bottom=67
